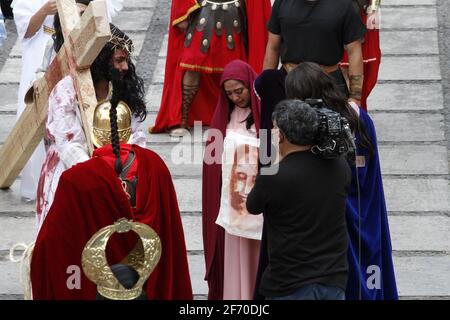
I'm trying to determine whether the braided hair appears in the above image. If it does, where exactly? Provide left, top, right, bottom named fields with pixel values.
left=109, top=68, right=124, bottom=175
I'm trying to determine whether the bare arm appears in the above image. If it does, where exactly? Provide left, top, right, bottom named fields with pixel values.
left=263, top=32, right=281, bottom=70
left=346, top=39, right=364, bottom=105
left=24, top=0, right=57, bottom=39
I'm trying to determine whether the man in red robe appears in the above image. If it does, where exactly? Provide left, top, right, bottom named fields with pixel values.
left=30, top=144, right=193, bottom=299
left=150, top=0, right=271, bottom=136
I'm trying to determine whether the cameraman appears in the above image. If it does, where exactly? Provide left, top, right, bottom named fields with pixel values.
left=246, top=100, right=351, bottom=300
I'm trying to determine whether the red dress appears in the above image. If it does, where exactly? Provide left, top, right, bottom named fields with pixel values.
left=151, top=0, right=271, bottom=132
left=341, top=10, right=381, bottom=111
left=30, top=145, right=193, bottom=299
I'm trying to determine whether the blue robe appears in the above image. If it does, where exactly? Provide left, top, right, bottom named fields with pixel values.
left=345, top=109, right=398, bottom=300
left=254, top=69, right=398, bottom=300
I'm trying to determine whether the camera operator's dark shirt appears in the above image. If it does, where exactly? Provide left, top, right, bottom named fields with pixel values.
left=268, top=0, right=366, bottom=66
left=247, top=150, right=351, bottom=297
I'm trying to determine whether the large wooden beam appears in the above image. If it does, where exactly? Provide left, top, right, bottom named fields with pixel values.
left=0, top=0, right=110, bottom=188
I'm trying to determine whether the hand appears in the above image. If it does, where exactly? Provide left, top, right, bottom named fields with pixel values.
left=366, top=10, right=380, bottom=30
left=44, top=0, right=58, bottom=16
left=348, top=97, right=361, bottom=107
left=176, top=20, right=189, bottom=33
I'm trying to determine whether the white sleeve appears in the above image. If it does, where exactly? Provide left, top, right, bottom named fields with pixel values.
left=47, top=76, right=89, bottom=169
left=105, top=0, right=123, bottom=21
left=130, top=115, right=147, bottom=148
left=12, top=0, right=37, bottom=40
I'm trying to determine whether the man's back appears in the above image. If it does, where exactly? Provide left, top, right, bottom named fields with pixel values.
left=247, top=150, right=351, bottom=298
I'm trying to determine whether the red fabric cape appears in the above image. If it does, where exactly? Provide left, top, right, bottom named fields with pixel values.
left=202, top=60, right=261, bottom=300
left=151, top=0, right=271, bottom=133
left=30, top=145, right=193, bottom=300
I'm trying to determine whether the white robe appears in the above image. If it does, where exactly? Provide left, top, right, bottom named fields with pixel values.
left=36, top=76, right=147, bottom=231
left=12, top=0, right=124, bottom=200
left=12, top=0, right=54, bottom=200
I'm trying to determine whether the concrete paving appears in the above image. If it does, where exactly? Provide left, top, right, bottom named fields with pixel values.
left=0, top=0, right=449, bottom=300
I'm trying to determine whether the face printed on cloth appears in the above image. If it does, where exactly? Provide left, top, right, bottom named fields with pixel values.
left=229, top=144, right=258, bottom=214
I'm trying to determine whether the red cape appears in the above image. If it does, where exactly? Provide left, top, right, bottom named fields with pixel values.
left=202, top=60, right=261, bottom=300
left=151, top=0, right=271, bottom=133
left=30, top=145, right=193, bottom=300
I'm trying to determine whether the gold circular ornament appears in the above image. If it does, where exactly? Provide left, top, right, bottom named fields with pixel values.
left=233, top=20, right=239, bottom=28
left=227, top=35, right=233, bottom=43
left=202, top=39, right=209, bottom=47
left=216, top=22, right=222, bottom=29
left=199, top=17, right=206, bottom=25
left=212, top=3, right=218, bottom=10
left=82, top=218, right=162, bottom=300
left=222, top=4, right=228, bottom=10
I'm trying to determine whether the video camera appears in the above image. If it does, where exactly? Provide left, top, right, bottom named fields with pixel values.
left=305, top=99, right=356, bottom=161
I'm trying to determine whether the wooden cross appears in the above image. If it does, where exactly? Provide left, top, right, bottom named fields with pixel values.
left=0, top=0, right=111, bottom=188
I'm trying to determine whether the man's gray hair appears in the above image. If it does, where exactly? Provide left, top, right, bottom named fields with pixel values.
left=272, top=100, right=319, bottom=146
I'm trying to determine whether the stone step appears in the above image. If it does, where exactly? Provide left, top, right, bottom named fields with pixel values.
left=145, top=84, right=163, bottom=113
left=379, top=145, right=449, bottom=175
left=384, top=0, right=435, bottom=5
left=0, top=84, right=19, bottom=112
left=0, top=214, right=202, bottom=252
left=124, top=0, right=157, bottom=8
left=149, top=143, right=203, bottom=177
left=389, top=216, right=450, bottom=251
left=378, top=56, right=441, bottom=81
left=381, top=30, right=439, bottom=55
left=384, top=178, right=450, bottom=212
left=367, top=83, right=444, bottom=111
left=0, top=58, right=20, bottom=84
left=7, top=176, right=449, bottom=217
left=111, top=9, right=154, bottom=32
left=393, top=255, right=450, bottom=297
left=0, top=181, right=35, bottom=214
left=382, top=7, right=438, bottom=29
left=0, top=252, right=208, bottom=296
left=371, top=112, right=445, bottom=142
left=2, top=213, right=449, bottom=254
left=2, top=251, right=449, bottom=298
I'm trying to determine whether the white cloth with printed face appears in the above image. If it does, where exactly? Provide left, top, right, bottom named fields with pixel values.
left=216, top=131, right=263, bottom=240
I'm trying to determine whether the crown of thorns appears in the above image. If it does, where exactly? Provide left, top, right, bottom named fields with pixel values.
left=109, top=27, right=135, bottom=55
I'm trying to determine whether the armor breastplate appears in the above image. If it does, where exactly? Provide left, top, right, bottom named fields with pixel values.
left=185, top=0, right=248, bottom=53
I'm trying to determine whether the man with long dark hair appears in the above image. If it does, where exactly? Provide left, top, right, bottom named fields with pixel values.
left=36, top=22, right=147, bottom=230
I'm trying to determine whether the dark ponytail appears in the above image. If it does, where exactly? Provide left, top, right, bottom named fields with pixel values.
left=109, top=67, right=126, bottom=175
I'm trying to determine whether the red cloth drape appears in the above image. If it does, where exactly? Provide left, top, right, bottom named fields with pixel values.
left=30, top=145, right=193, bottom=300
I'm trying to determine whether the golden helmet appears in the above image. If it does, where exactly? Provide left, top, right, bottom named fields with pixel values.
left=92, top=100, right=132, bottom=148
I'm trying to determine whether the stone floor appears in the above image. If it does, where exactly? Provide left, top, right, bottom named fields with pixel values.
left=0, top=0, right=449, bottom=300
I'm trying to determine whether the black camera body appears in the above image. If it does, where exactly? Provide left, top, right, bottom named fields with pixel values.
left=305, top=99, right=356, bottom=160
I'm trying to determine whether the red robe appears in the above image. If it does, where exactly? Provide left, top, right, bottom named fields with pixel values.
left=30, top=145, right=193, bottom=300
left=341, top=10, right=381, bottom=111
left=151, top=0, right=271, bottom=133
